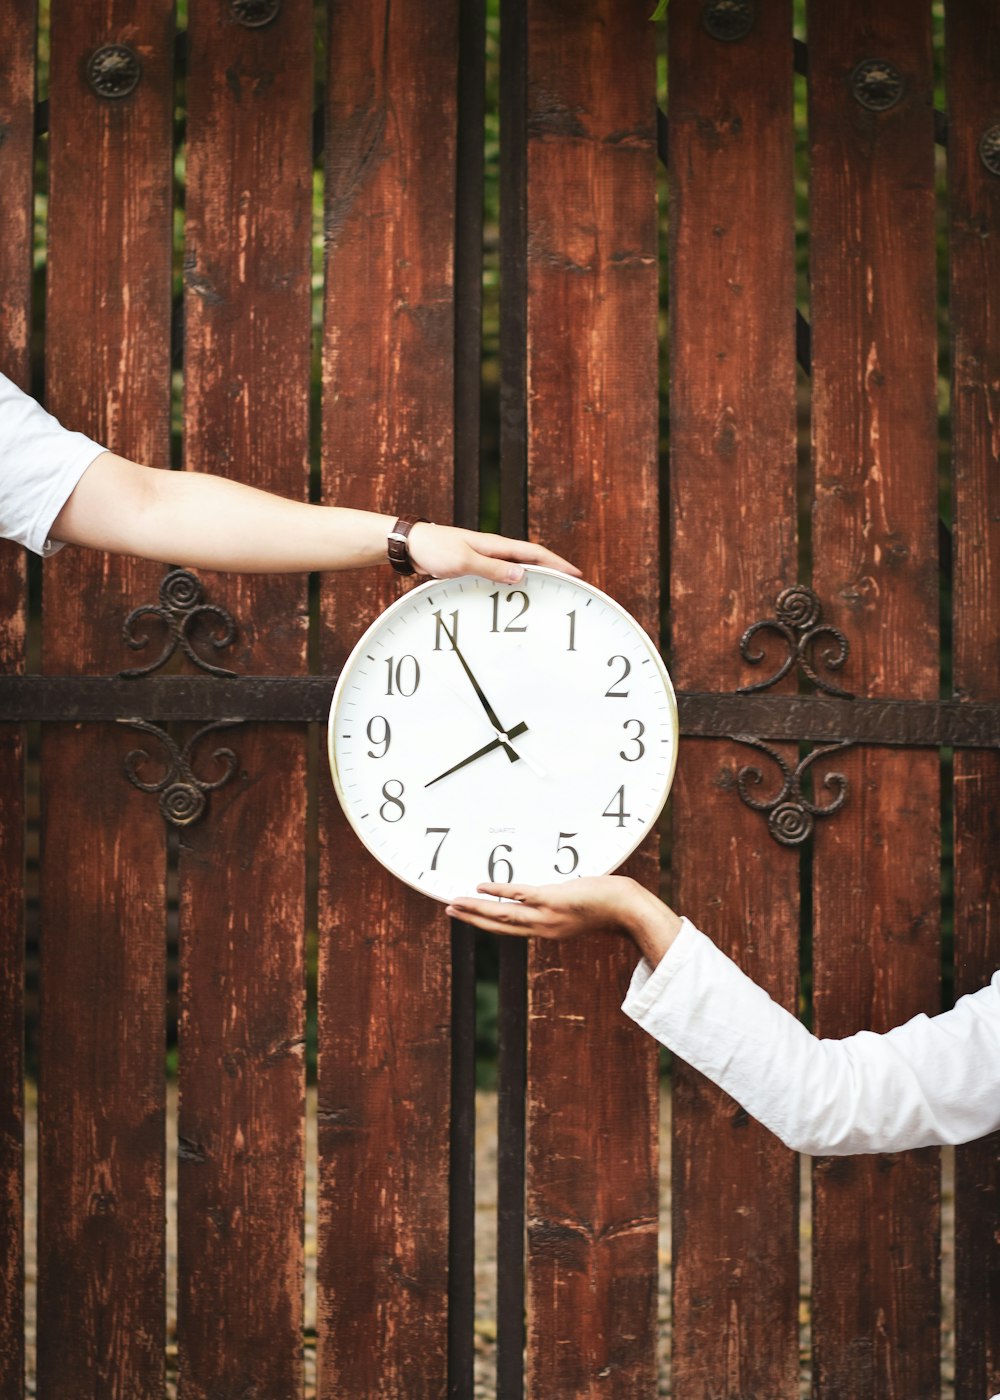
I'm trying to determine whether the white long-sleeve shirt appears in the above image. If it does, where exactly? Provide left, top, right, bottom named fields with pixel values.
left=622, top=918, right=1000, bottom=1156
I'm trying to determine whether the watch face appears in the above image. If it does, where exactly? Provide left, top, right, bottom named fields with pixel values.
left=328, top=565, right=678, bottom=903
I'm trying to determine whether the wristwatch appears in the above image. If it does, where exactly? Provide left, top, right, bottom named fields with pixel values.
left=387, top=516, right=428, bottom=576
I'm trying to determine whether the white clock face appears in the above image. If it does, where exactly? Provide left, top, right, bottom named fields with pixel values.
left=328, top=565, right=678, bottom=903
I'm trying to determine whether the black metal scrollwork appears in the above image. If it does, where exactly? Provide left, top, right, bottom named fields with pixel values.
left=731, top=737, right=851, bottom=847
left=120, top=719, right=242, bottom=827
left=121, top=569, right=237, bottom=679
left=738, top=584, right=852, bottom=698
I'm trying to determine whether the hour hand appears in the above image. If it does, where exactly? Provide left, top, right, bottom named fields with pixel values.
left=425, top=721, right=528, bottom=788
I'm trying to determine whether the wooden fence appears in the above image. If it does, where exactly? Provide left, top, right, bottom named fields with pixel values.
left=1, top=1, right=998, bottom=1397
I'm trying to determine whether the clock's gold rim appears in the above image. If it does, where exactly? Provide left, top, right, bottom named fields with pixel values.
left=327, top=564, right=679, bottom=904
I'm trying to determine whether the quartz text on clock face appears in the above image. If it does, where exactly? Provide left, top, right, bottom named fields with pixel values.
left=329, top=567, right=678, bottom=903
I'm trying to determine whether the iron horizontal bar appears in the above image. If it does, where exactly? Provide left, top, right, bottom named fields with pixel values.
left=679, top=692, right=1000, bottom=748
left=1, top=677, right=998, bottom=748
left=0, top=675, right=336, bottom=723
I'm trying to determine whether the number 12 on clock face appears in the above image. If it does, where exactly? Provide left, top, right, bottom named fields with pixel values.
left=328, top=565, right=679, bottom=904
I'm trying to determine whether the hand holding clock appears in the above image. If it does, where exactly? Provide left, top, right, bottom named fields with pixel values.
left=447, top=876, right=683, bottom=969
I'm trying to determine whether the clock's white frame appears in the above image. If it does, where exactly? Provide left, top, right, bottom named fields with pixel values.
left=327, top=564, right=679, bottom=902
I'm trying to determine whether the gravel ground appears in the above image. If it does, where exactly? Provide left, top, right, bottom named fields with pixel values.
left=22, top=1084, right=954, bottom=1398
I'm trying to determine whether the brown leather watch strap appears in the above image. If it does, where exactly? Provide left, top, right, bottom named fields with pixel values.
left=387, top=516, right=428, bottom=575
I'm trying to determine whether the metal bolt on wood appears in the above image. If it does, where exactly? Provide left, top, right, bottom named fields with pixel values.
left=850, top=58, right=904, bottom=111
left=701, top=0, right=754, bottom=42
left=980, top=123, right=1000, bottom=177
left=85, top=44, right=141, bottom=98
left=230, top=0, right=281, bottom=27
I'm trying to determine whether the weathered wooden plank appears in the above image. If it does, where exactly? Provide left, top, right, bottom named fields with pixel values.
left=178, top=3, right=312, bottom=1395
left=946, top=4, right=1000, bottom=1397
left=317, top=3, right=459, bottom=1394
left=0, top=5, right=35, bottom=1393
left=667, top=2, right=801, bottom=1395
left=807, top=4, right=941, bottom=1395
left=0, top=10, right=34, bottom=1398
left=522, top=3, right=660, bottom=1394
left=37, top=3, right=174, bottom=1396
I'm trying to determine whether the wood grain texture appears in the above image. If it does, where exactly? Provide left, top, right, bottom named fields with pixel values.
left=807, top=3, right=941, bottom=1395
left=0, top=8, right=34, bottom=1396
left=317, top=3, right=458, bottom=1394
left=37, top=3, right=174, bottom=1395
left=523, top=3, right=660, bottom=1393
left=946, top=4, right=1000, bottom=1397
left=667, top=3, right=801, bottom=1396
left=178, top=3, right=312, bottom=1395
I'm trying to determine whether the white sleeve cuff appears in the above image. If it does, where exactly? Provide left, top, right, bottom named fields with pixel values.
left=622, top=916, right=701, bottom=1021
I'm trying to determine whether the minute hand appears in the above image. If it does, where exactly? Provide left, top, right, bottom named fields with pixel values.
left=439, top=620, right=518, bottom=761
left=425, top=721, right=529, bottom=788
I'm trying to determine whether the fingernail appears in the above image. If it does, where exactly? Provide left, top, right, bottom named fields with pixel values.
left=505, top=564, right=525, bottom=583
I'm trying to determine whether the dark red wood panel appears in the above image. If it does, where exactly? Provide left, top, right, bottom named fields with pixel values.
left=0, top=7, right=34, bottom=1395
left=37, top=3, right=174, bottom=1395
left=946, top=4, right=1000, bottom=1397
left=178, top=3, right=312, bottom=1395
left=523, top=3, right=660, bottom=1393
left=667, top=3, right=801, bottom=1395
left=807, top=4, right=941, bottom=1395
left=317, top=3, right=458, bottom=1394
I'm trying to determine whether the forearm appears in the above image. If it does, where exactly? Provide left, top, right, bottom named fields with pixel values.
left=618, top=881, right=683, bottom=967
left=624, top=925, right=1000, bottom=1155
left=50, top=453, right=396, bottom=572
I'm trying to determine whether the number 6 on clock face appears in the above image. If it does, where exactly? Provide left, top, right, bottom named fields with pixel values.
left=327, top=565, right=679, bottom=903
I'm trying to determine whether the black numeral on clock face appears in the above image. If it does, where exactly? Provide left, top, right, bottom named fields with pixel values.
left=385, top=654, right=420, bottom=696
left=488, top=844, right=514, bottom=882
left=566, top=610, right=577, bottom=651
left=489, top=589, right=530, bottom=633
left=605, top=655, right=631, bottom=697
left=554, top=832, right=579, bottom=875
left=426, top=827, right=450, bottom=870
left=379, top=780, right=406, bottom=822
left=433, top=610, right=459, bottom=651
left=620, top=718, right=645, bottom=761
left=602, top=785, right=630, bottom=827
left=366, top=715, right=391, bottom=758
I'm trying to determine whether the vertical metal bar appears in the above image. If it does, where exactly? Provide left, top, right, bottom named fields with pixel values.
left=449, top=1, right=486, bottom=1395
left=497, top=0, right=528, bottom=1395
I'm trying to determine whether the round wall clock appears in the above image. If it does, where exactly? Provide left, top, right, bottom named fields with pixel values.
left=327, top=565, right=679, bottom=903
